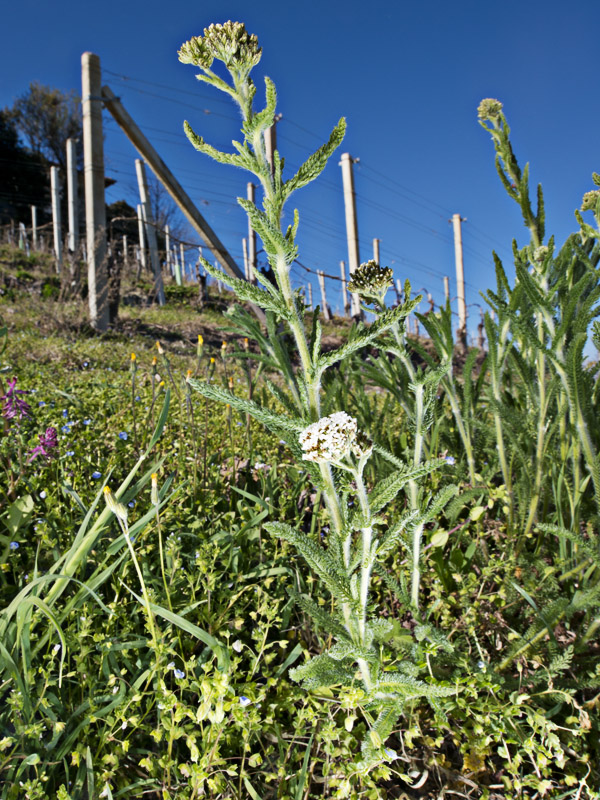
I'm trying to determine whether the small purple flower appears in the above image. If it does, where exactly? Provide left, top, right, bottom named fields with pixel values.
left=118, top=432, right=128, bottom=441
left=9, top=541, right=19, bottom=550
left=91, top=471, right=102, bottom=479
left=1, top=378, right=32, bottom=426
left=27, top=427, right=59, bottom=463
left=38, top=401, right=46, bottom=407
left=66, top=450, right=75, bottom=457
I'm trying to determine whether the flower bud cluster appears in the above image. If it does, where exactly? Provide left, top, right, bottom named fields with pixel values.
left=477, top=98, right=503, bottom=121
left=347, top=260, right=393, bottom=302
left=581, top=190, right=600, bottom=212
left=178, top=22, right=261, bottom=72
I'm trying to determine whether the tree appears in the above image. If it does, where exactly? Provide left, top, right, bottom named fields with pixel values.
left=7, top=82, right=82, bottom=171
left=0, top=110, right=48, bottom=225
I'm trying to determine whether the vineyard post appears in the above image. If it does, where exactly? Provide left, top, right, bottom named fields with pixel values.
left=444, top=275, right=449, bottom=303
left=317, top=270, right=331, bottom=320
left=340, top=260, right=349, bottom=317
left=122, top=235, right=128, bottom=267
left=50, top=166, right=62, bottom=273
left=308, top=283, right=313, bottom=310
left=242, top=237, right=249, bottom=280
left=66, top=137, right=79, bottom=252
left=373, top=237, right=380, bottom=264
left=179, top=242, right=185, bottom=285
left=82, top=52, right=109, bottom=331
left=247, top=182, right=257, bottom=283
left=452, top=213, right=467, bottom=349
left=31, top=205, right=37, bottom=249
left=136, top=204, right=146, bottom=271
left=165, top=225, right=171, bottom=276
left=339, top=152, right=361, bottom=317
left=136, top=158, right=166, bottom=305
left=263, top=114, right=281, bottom=174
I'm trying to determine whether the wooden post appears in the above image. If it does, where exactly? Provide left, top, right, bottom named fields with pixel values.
left=340, top=260, right=349, bottom=317
left=395, top=278, right=403, bottom=305
left=122, top=235, right=128, bottom=267
left=317, top=270, right=331, bottom=321
left=18, top=223, right=28, bottom=254
left=31, top=206, right=38, bottom=249
left=452, top=213, right=467, bottom=348
left=82, top=52, right=109, bottom=330
left=373, top=237, right=380, bottom=264
left=50, top=166, right=62, bottom=273
left=427, top=291, right=435, bottom=312
left=247, top=182, right=257, bottom=283
left=66, top=137, right=79, bottom=252
left=136, top=158, right=165, bottom=305
left=137, top=204, right=146, bottom=271
left=308, top=283, right=313, bottom=310
left=178, top=242, right=185, bottom=285
left=339, top=153, right=361, bottom=316
left=242, top=237, right=249, bottom=280
left=264, top=113, right=281, bottom=174
left=165, top=225, right=171, bottom=275
left=477, top=309, right=485, bottom=351
left=443, top=275, right=450, bottom=304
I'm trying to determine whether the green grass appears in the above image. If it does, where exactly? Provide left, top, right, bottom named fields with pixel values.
left=0, top=249, right=598, bottom=800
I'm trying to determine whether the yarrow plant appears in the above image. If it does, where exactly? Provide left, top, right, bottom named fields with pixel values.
left=179, top=20, right=456, bottom=770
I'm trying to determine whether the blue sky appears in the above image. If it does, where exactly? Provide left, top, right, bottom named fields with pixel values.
left=2, top=0, right=599, bottom=333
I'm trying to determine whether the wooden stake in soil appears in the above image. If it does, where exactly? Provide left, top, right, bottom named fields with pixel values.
left=82, top=52, right=109, bottom=331
left=340, top=261, right=349, bottom=317
left=247, top=182, right=257, bottom=283
left=339, top=152, right=361, bottom=317
left=451, top=213, right=467, bottom=349
left=136, top=158, right=165, bottom=305
left=50, top=166, right=62, bottom=273
left=242, top=237, right=249, bottom=280
left=137, top=205, right=146, bottom=271
left=443, top=275, right=450, bottom=304
left=165, top=225, right=171, bottom=275
left=308, top=283, right=313, bottom=310
left=31, top=205, right=37, bottom=249
left=373, top=237, right=380, bottom=265
left=66, top=137, right=79, bottom=252
left=317, top=270, right=331, bottom=321
left=179, top=242, right=185, bottom=285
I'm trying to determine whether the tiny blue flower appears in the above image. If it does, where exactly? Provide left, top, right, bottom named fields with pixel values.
left=174, top=669, right=185, bottom=679
left=118, top=432, right=128, bottom=441
left=38, top=401, right=46, bottom=407
left=135, top=395, right=141, bottom=402
left=83, top=361, right=89, bottom=368
left=91, top=471, right=102, bottom=479
left=83, top=419, right=91, bottom=426
left=128, top=500, right=136, bottom=508
left=239, top=696, right=251, bottom=707
left=445, top=456, right=456, bottom=466
left=384, top=748, right=397, bottom=760
left=62, top=410, right=69, bottom=418
left=66, top=450, right=74, bottom=457
left=61, top=425, right=71, bottom=434
left=9, top=541, right=19, bottom=550
left=39, top=491, right=47, bottom=499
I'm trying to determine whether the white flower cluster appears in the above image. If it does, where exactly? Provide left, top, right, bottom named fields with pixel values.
left=299, top=412, right=358, bottom=463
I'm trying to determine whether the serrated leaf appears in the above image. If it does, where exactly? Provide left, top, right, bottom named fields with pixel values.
left=187, top=379, right=303, bottom=435
left=202, top=259, right=288, bottom=317
left=282, top=118, right=346, bottom=200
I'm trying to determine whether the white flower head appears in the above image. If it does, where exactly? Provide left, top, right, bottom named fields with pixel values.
left=299, top=412, right=358, bottom=464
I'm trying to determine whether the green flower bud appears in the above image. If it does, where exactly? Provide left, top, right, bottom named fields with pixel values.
left=178, top=37, right=214, bottom=70
left=347, top=260, right=393, bottom=303
left=581, top=190, right=600, bottom=212
left=477, top=98, right=503, bottom=121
